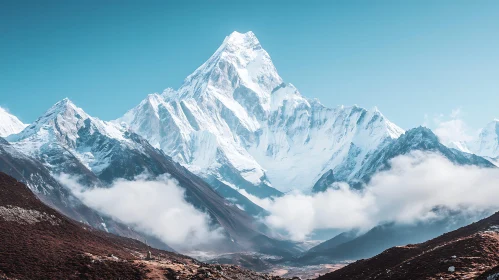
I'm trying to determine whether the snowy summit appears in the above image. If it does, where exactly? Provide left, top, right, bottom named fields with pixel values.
left=119, top=31, right=404, bottom=197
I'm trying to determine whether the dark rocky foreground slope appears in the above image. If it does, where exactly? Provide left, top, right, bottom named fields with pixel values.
left=0, top=172, right=289, bottom=280
left=317, top=211, right=499, bottom=280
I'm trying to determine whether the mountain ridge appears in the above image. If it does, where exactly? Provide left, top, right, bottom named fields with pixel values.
left=0, top=107, right=27, bottom=138
left=119, top=31, right=405, bottom=200
left=6, top=98, right=300, bottom=256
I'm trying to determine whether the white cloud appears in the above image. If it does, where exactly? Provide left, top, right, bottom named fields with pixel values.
left=59, top=174, right=223, bottom=250
left=256, top=152, right=499, bottom=241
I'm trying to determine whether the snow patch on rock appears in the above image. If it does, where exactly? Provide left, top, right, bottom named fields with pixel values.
left=0, top=205, right=60, bottom=225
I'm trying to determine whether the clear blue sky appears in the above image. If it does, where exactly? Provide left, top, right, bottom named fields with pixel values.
left=1, top=0, right=498, bottom=130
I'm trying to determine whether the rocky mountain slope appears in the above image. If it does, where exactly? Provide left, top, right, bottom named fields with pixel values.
left=0, top=107, right=27, bottom=137
left=0, top=136, right=173, bottom=251
left=0, top=172, right=288, bottom=280
left=317, top=210, right=499, bottom=280
left=119, top=31, right=404, bottom=199
left=6, top=99, right=299, bottom=256
left=353, top=126, right=495, bottom=185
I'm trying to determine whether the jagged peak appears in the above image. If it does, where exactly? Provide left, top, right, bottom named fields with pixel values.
left=0, top=106, right=27, bottom=137
left=211, top=31, right=265, bottom=62
left=42, top=98, right=88, bottom=121
left=145, top=93, right=162, bottom=102
left=402, top=126, right=439, bottom=142
left=161, top=88, right=176, bottom=99
left=12, top=98, right=128, bottom=146
left=178, top=31, right=282, bottom=102
left=9, top=98, right=93, bottom=142
left=144, top=93, right=166, bottom=115
left=222, top=31, right=260, bottom=49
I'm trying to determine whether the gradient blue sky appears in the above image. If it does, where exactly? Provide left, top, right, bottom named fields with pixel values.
left=1, top=0, right=498, bottom=130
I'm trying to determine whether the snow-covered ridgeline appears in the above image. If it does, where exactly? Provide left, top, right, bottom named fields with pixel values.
left=119, top=31, right=405, bottom=196
left=8, top=98, right=135, bottom=174
left=0, top=107, right=27, bottom=137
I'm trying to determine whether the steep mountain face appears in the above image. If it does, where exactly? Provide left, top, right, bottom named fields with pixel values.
left=471, top=120, right=499, bottom=165
left=353, top=127, right=495, bottom=185
left=0, top=172, right=289, bottom=280
left=0, top=107, right=27, bottom=137
left=8, top=98, right=140, bottom=184
left=317, top=211, right=499, bottom=280
left=7, top=99, right=299, bottom=256
left=443, top=120, right=499, bottom=166
left=119, top=31, right=404, bottom=198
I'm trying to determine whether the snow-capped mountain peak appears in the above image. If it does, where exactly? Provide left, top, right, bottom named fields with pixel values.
left=223, top=31, right=261, bottom=50
left=9, top=98, right=85, bottom=146
left=441, top=119, right=499, bottom=166
left=120, top=31, right=406, bottom=196
left=0, top=106, right=27, bottom=137
left=11, top=98, right=127, bottom=148
left=8, top=98, right=135, bottom=176
left=174, top=31, right=282, bottom=112
left=472, top=119, right=499, bottom=159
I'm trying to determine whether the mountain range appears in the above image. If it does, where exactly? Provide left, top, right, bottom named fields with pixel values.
left=117, top=31, right=405, bottom=200
left=0, top=107, right=27, bottom=137
left=116, top=31, right=499, bottom=200
left=0, top=30, right=498, bottom=275
left=2, top=98, right=299, bottom=256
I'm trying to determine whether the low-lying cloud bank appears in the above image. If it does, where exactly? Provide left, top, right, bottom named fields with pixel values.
left=59, top=174, right=223, bottom=250
left=245, top=152, right=499, bottom=241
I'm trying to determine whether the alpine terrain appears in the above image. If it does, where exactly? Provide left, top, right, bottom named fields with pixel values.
left=119, top=31, right=405, bottom=200
left=1, top=30, right=497, bottom=279
left=6, top=98, right=300, bottom=256
left=0, top=107, right=27, bottom=137
left=461, top=120, right=499, bottom=166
